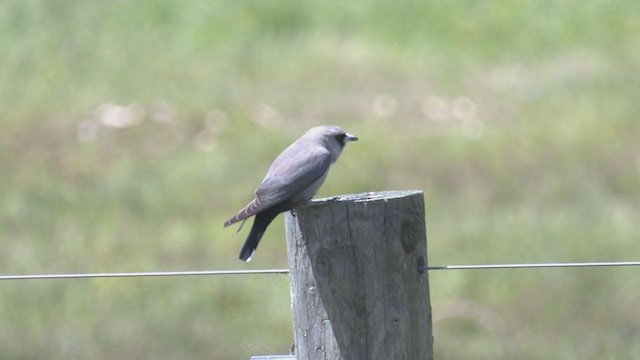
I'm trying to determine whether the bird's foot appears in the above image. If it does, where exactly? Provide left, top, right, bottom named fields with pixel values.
left=290, top=209, right=297, bottom=217
left=328, top=196, right=341, bottom=203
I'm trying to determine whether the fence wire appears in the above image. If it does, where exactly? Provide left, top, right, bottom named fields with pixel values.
left=1, top=261, right=640, bottom=281
left=0, top=269, right=290, bottom=281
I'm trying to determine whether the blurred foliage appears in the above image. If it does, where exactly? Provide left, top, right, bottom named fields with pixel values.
left=1, top=0, right=640, bottom=359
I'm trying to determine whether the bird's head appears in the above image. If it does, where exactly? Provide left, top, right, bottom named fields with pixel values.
left=309, top=124, right=358, bottom=145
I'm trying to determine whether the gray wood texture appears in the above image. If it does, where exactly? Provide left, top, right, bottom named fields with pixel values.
left=285, top=190, right=433, bottom=360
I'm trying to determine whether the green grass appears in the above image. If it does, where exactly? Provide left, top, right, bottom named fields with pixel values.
left=1, top=0, right=640, bottom=358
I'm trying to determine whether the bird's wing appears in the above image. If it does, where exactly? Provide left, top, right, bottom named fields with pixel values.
left=223, top=197, right=267, bottom=227
left=223, top=143, right=331, bottom=227
left=259, top=144, right=331, bottom=200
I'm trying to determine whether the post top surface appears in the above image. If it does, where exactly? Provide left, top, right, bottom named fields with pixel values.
left=308, top=190, right=423, bottom=207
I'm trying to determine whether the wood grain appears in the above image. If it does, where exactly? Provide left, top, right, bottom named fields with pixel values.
left=285, top=190, right=433, bottom=360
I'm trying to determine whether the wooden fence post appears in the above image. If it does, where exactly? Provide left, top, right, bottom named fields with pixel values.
left=285, top=190, right=433, bottom=360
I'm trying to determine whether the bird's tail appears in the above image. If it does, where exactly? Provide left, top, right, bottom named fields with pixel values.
left=239, top=207, right=280, bottom=261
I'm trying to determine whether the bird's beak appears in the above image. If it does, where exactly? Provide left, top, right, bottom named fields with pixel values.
left=344, top=133, right=359, bottom=142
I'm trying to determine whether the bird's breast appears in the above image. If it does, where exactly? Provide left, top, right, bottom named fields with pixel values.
left=289, top=168, right=330, bottom=206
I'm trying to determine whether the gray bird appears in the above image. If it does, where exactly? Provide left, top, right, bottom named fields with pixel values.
left=224, top=125, right=358, bottom=261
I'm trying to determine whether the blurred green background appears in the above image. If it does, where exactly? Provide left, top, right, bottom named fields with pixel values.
left=2, top=0, right=640, bottom=358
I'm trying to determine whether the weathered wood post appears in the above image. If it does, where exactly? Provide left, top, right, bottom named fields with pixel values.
left=285, top=190, right=433, bottom=360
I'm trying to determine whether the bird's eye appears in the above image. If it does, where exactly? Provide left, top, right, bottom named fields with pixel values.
left=335, top=134, right=346, bottom=142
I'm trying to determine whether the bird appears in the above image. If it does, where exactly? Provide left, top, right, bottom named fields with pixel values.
left=224, top=125, right=358, bottom=261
